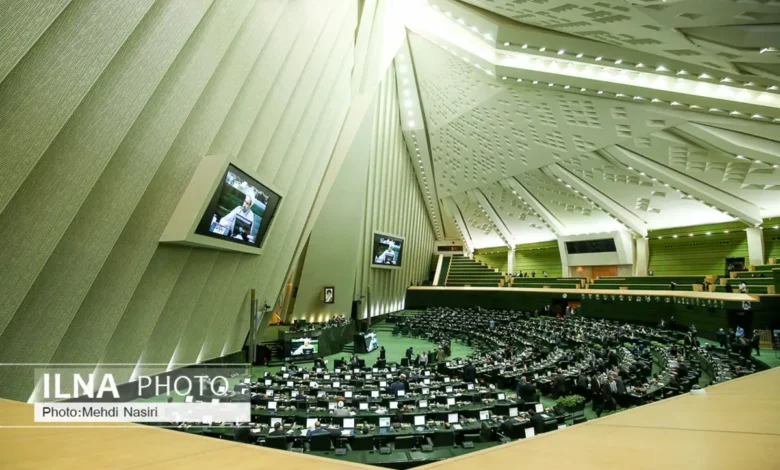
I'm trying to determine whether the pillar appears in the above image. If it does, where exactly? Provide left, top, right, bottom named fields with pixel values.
left=634, top=237, right=649, bottom=276
left=507, top=249, right=515, bottom=275
left=746, top=227, right=765, bottom=267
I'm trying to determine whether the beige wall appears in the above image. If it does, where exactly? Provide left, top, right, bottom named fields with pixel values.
left=291, top=95, right=375, bottom=322
left=292, top=66, right=436, bottom=321
left=0, top=0, right=359, bottom=401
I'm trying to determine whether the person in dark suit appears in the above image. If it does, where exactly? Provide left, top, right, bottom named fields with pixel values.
left=379, top=346, right=386, bottom=360
left=462, top=362, right=477, bottom=383
left=516, top=377, right=537, bottom=403
left=716, top=328, right=727, bottom=348
left=750, top=330, right=761, bottom=356
left=612, top=373, right=626, bottom=395
left=528, top=409, right=545, bottom=435
left=553, top=369, right=567, bottom=398
left=389, top=374, right=406, bottom=396
left=306, top=421, right=329, bottom=438
left=589, top=374, right=601, bottom=405
left=596, top=377, right=617, bottom=416
left=269, top=422, right=286, bottom=436
left=576, top=369, right=588, bottom=398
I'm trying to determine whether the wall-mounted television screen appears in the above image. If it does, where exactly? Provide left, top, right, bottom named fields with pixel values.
left=290, top=337, right=318, bottom=357
left=364, top=331, right=379, bottom=353
left=195, top=164, right=281, bottom=249
left=372, top=233, right=404, bottom=268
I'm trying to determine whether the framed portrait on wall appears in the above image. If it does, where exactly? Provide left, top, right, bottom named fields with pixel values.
left=324, top=287, right=335, bottom=304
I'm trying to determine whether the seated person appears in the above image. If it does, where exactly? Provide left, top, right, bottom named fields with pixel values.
left=269, top=422, right=286, bottom=436
left=306, top=421, right=329, bottom=438
left=389, top=375, right=406, bottom=396
left=332, top=398, right=351, bottom=417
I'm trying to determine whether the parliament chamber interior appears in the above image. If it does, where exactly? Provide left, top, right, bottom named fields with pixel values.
left=0, top=1, right=779, bottom=469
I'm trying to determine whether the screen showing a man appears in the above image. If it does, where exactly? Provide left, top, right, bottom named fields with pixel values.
left=371, top=233, right=404, bottom=268
left=290, top=337, right=318, bottom=357
left=195, top=164, right=281, bottom=249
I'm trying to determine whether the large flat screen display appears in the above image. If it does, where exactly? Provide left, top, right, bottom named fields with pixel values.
left=372, top=233, right=404, bottom=268
left=364, top=331, right=379, bottom=353
left=195, top=164, right=281, bottom=248
left=290, top=337, right=318, bottom=357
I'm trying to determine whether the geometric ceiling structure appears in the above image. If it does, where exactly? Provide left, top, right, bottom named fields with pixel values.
left=395, top=0, right=780, bottom=249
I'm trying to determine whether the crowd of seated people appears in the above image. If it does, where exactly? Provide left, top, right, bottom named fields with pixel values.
left=163, top=308, right=756, bottom=461
left=397, top=308, right=756, bottom=415
left=288, top=315, right=351, bottom=332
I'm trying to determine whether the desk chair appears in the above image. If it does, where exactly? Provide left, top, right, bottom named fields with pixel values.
left=394, top=435, right=416, bottom=450
left=432, top=429, right=455, bottom=447
left=351, top=434, right=375, bottom=451
left=233, top=426, right=254, bottom=444
left=264, top=436, right=291, bottom=451
left=308, top=433, right=333, bottom=452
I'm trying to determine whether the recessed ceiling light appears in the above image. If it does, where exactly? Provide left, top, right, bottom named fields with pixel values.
left=615, top=59, right=622, bottom=65
left=689, top=233, right=694, bottom=237
left=504, top=42, right=510, bottom=46
left=724, top=230, right=729, bottom=234
left=706, top=232, right=711, bottom=235
left=558, top=49, right=565, bottom=55
left=576, top=53, right=583, bottom=58
left=595, top=56, right=602, bottom=61
left=673, top=235, right=678, bottom=238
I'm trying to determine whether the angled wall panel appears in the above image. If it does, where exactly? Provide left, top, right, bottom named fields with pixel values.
left=0, top=0, right=358, bottom=402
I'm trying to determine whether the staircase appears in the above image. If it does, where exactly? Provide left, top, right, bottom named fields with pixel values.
left=445, top=255, right=505, bottom=287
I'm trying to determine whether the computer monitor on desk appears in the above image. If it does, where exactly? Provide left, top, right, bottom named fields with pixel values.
left=479, top=410, right=490, bottom=421
left=342, top=418, right=355, bottom=429
left=371, top=390, right=379, bottom=398
left=379, top=417, right=391, bottom=428
left=497, top=393, right=505, bottom=401
left=359, top=402, right=369, bottom=410
left=447, top=397, right=455, bottom=406
left=509, top=407, right=518, bottom=418
left=389, top=401, right=398, bottom=409
left=447, top=413, right=458, bottom=424
left=344, top=391, right=352, bottom=398
left=306, top=418, right=317, bottom=429
left=414, top=415, right=426, bottom=426
left=534, top=403, right=544, bottom=413
left=418, top=400, right=428, bottom=409
left=270, top=417, right=282, bottom=427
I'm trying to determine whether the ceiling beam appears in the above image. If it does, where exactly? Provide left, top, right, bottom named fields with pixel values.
left=675, top=122, right=780, bottom=168
left=544, top=164, right=649, bottom=237
left=603, top=145, right=763, bottom=227
left=500, top=178, right=569, bottom=236
left=469, top=189, right=515, bottom=249
left=442, top=197, right=475, bottom=254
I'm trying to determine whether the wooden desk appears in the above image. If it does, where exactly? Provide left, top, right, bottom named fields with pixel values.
left=418, top=368, right=780, bottom=470
left=2, top=369, right=778, bottom=469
